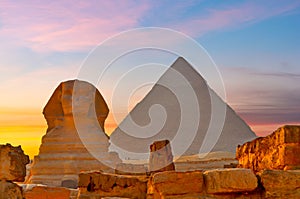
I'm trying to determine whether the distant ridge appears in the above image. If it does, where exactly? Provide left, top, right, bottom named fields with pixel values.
left=110, top=57, right=256, bottom=159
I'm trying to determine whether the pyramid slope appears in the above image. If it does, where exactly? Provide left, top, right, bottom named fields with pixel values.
left=110, top=57, right=256, bottom=159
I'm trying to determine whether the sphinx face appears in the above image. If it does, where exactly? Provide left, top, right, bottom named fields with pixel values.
left=43, top=80, right=109, bottom=132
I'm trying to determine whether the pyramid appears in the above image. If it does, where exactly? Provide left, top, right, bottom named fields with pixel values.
left=110, top=57, right=256, bottom=159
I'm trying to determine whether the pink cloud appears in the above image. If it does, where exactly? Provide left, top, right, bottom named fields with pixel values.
left=174, top=1, right=300, bottom=37
left=220, top=66, right=300, bottom=136
left=1, top=1, right=299, bottom=52
left=0, top=0, right=150, bottom=52
left=0, top=64, right=78, bottom=109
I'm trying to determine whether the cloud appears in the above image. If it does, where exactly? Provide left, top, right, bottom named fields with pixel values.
left=173, top=0, right=300, bottom=37
left=1, top=1, right=299, bottom=52
left=0, top=0, right=150, bottom=52
left=0, top=64, right=78, bottom=109
left=240, top=111, right=300, bottom=125
left=221, top=66, right=300, bottom=132
left=252, top=72, right=300, bottom=78
left=222, top=64, right=300, bottom=83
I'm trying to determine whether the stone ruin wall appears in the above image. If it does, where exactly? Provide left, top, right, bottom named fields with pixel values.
left=236, top=125, right=300, bottom=172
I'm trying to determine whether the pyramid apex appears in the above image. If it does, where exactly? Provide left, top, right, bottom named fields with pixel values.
left=169, top=57, right=196, bottom=71
left=162, top=56, right=206, bottom=85
left=170, top=57, right=189, bottom=68
left=174, top=56, right=185, bottom=61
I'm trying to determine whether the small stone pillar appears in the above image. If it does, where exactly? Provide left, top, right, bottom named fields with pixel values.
left=149, top=140, right=175, bottom=173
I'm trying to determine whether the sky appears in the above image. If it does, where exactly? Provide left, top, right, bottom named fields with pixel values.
left=0, top=0, right=299, bottom=158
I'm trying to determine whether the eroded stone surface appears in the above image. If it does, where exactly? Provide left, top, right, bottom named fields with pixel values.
left=23, top=186, right=71, bottom=199
left=203, top=168, right=258, bottom=194
left=78, top=171, right=148, bottom=199
left=147, top=169, right=261, bottom=199
left=147, top=171, right=203, bottom=198
left=237, top=125, right=300, bottom=172
left=27, top=80, right=121, bottom=187
left=0, top=180, right=23, bottom=199
left=0, top=144, right=29, bottom=182
left=149, top=140, right=175, bottom=173
left=259, top=169, right=300, bottom=199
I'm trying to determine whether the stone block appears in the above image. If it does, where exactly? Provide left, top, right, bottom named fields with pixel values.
left=203, top=168, right=257, bottom=194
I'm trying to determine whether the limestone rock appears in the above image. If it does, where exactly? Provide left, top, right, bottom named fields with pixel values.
left=28, top=80, right=121, bottom=187
left=110, top=57, right=256, bottom=160
left=78, top=171, right=148, bottom=199
left=237, top=125, right=300, bottom=172
left=147, top=171, right=203, bottom=198
left=0, top=180, right=23, bottom=199
left=0, top=144, right=29, bottom=182
left=23, top=186, right=71, bottom=199
left=203, top=168, right=258, bottom=194
left=43, top=79, right=109, bottom=132
left=147, top=170, right=263, bottom=199
left=259, top=169, right=300, bottom=199
left=149, top=140, right=175, bottom=173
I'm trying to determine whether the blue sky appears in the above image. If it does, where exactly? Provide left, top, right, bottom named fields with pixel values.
left=0, top=0, right=299, bottom=155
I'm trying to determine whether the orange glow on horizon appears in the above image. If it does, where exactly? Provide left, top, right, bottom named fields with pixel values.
left=1, top=106, right=297, bottom=159
left=0, top=108, right=46, bottom=159
left=0, top=125, right=46, bottom=159
left=248, top=122, right=300, bottom=137
left=0, top=107, right=120, bottom=159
